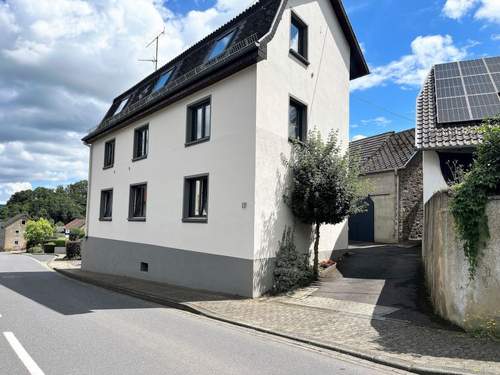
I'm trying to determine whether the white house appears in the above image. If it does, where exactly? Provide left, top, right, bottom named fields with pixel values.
left=82, top=0, right=368, bottom=297
left=416, top=56, right=500, bottom=204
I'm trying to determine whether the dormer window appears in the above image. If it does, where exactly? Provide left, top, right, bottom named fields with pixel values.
left=290, top=12, right=308, bottom=63
left=207, top=30, right=236, bottom=61
left=153, top=68, right=175, bottom=93
left=114, top=97, right=129, bottom=115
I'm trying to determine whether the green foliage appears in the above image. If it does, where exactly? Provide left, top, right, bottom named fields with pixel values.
left=27, top=245, right=43, bottom=254
left=450, top=118, right=500, bottom=277
left=52, top=238, right=67, bottom=247
left=284, top=129, right=366, bottom=276
left=272, top=227, right=313, bottom=294
left=66, top=241, right=81, bottom=259
left=24, top=218, right=55, bottom=247
left=43, top=242, right=56, bottom=254
left=2, top=180, right=87, bottom=224
left=69, top=228, right=85, bottom=241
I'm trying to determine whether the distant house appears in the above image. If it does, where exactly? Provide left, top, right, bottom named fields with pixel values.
left=81, top=0, right=368, bottom=297
left=349, top=129, right=423, bottom=243
left=0, top=214, right=29, bottom=251
left=416, top=56, right=500, bottom=203
left=64, top=218, right=86, bottom=234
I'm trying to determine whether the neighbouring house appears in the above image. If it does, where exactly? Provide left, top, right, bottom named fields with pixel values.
left=348, top=129, right=422, bottom=243
left=81, top=0, right=368, bottom=297
left=416, top=56, right=500, bottom=203
left=416, top=56, right=500, bottom=332
left=0, top=214, right=28, bottom=251
left=64, top=218, right=86, bottom=235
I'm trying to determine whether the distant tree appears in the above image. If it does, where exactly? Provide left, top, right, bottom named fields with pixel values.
left=24, top=218, right=54, bottom=248
left=284, top=129, right=366, bottom=277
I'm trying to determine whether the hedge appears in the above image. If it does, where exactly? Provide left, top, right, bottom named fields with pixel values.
left=66, top=241, right=81, bottom=259
left=43, top=242, right=56, bottom=254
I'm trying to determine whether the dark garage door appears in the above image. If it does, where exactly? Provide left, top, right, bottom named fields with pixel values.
left=348, top=197, right=374, bottom=242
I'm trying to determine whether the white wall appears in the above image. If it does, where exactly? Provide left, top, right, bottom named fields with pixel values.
left=254, top=0, right=351, bottom=261
left=423, top=150, right=447, bottom=204
left=87, top=66, right=258, bottom=260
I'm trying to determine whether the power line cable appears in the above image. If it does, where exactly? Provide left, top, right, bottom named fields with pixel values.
left=351, top=94, right=415, bottom=124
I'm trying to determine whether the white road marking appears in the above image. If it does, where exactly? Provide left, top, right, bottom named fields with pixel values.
left=3, top=332, right=45, bottom=375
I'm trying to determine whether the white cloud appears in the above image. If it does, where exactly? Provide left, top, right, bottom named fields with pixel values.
left=492, top=34, right=500, bottom=41
left=443, top=0, right=500, bottom=24
left=0, top=182, right=32, bottom=204
left=361, top=116, right=391, bottom=126
left=442, top=0, right=478, bottom=19
left=352, top=135, right=367, bottom=141
left=0, top=0, right=254, bottom=202
left=351, top=34, right=468, bottom=91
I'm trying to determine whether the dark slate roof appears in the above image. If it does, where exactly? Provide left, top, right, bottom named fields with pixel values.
left=83, top=0, right=368, bottom=144
left=350, top=129, right=417, bottom=174
left=2, top=214, right=28, bottom=228
left=414, top=58, right=498, bottom=150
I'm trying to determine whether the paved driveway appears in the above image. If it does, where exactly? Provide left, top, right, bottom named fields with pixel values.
left=313, top=243, right=452, bottom=327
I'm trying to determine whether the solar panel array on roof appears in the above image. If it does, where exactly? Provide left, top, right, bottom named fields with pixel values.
left=434, top=57, right=500, bottom=124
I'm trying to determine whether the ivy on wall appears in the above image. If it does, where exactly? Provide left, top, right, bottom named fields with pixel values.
left=450, top=118, right=500, bottom=278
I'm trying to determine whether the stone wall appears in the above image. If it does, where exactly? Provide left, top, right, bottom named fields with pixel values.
left=423, top=191, right=500, bottom=334
left=398, top=152, right=423, bottom=241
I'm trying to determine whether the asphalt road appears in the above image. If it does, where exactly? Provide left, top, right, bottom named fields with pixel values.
left=0, top=253, right=409, bottom=375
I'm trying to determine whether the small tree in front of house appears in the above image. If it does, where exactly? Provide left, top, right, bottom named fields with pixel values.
left=284, top=129, right=365, bottom=278
left=25, top=218, right=54, bottom=249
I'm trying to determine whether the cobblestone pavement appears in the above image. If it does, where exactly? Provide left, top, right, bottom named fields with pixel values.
left=49, top=259, right=500, bottom=375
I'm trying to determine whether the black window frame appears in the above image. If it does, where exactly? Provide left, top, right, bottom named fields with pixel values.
left=206, top=29, right=237, bottom=62
left=183, top=174, right=209, bottom=223
left=289, top=12, right=309, bottom=65
left=133, top=124, right=149, bottom=161
left=128, top=183, right=147, bottom=221
left=103, top=139, right=115, bottom=169
left=99, top=189, right=114, bottom=221
left=186, top=97, right=211, bottom=146
left=289, top=97, right=307, bottom=141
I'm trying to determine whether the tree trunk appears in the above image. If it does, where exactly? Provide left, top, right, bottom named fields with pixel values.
left=313, top=221, right=321, bottom=278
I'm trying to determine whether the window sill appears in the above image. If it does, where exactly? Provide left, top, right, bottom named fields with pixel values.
left=182, top=217, right=208, bottom=223
left=103, top=165, right=114, bottom=170
left=128, top=217, right=146, bottom=222
left=289, top=49, right=310, bottom=67
left=99, top=217, right=112, bottom=222
left=185, top=137, right=210, bottom=147
left=132, top=155, right=148, bottom=162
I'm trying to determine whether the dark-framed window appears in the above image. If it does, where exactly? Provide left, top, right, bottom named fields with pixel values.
left=104, top=139, right=115, bottom=169
left=183, top=175, right=209, bottom=222
left=100, top=189, right=113, bottom=221
left=290, top=12, right=308, bottom=63
left=289, top=98, right=307, bottom=141
left=133, top=125, right=149, bottom=160
left=114, top=96, right=129, bottom=115
left=207, top=30, right=236, bottom=61
left=186, top=98, right=211, bottom=145
left=152, top=68, right=175, bottom=93
left=21, top=220, right=25, bottom=225
left=129, top=183, right=147, bottom=221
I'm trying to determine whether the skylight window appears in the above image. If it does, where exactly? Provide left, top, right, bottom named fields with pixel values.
left=114, top=97, right=129, bottom=115
left=152, top=68, right=174, bottom=93
left=207, top=30, right=236, bottom=61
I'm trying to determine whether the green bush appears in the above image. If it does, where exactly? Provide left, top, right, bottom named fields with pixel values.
left=53, top=238, right=67, bottom=247
left=69, top=228, right=85, bottom=241
left=66, top=241, right=81, bottom=259
left=27, top=246, right=43, bottom=254
left=24, top=218, right=54, bottom=247
left=272, top=227, right=313, bottom=294
left=43, top=242, right=56, bottom=254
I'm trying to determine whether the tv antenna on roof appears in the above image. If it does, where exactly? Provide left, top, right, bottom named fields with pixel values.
left=139, top=26, right=165, bottom=72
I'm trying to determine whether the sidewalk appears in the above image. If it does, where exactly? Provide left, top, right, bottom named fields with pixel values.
left=50, top=260, right=500, bottom=375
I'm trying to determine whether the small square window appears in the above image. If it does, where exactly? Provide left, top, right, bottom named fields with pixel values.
left=104, top=139, right=115, bottom=168
left=15, top=230, right=19, bottom=234
left=183, top=175, right=209, bottom=222
left=153, top=68, right=174, bottom=92
left=14, top=240, right=18, bottom=245
left=133, top=125, right=149, bottom=160
left=114, top=97, right=129, bottom=115
left=186, top=99, right=211, bottom=145
left=100, top=189, right=113, bottom=221
left=207, top=30, right=236, bottom=61
left=21, top=220, right=26, bottom=225
left=289, top=98, right=307, bottom=141
left=290, top=13, right=308, bottom=61
left=129, top=183, right=147, bottom=221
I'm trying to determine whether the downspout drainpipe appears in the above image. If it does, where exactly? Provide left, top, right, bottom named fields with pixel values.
left=395, top=168, right=400, bottom=243
left=84, top=144, right=93, bottom=240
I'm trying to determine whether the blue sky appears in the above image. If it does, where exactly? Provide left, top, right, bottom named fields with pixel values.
left=0, top=0, right=499, bottom=202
